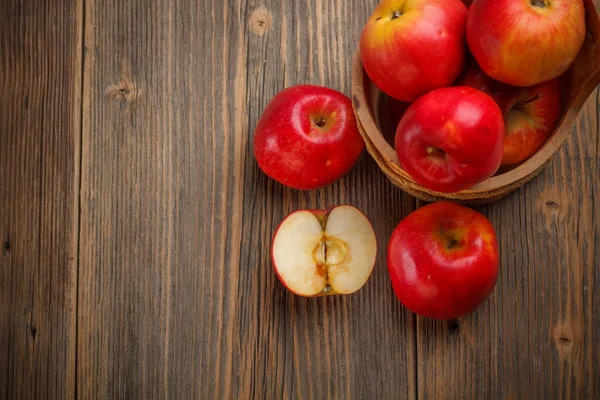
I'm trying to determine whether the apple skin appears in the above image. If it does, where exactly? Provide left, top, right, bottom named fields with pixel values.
left=387, top=202, right=499, bottom=320
left=254, top=85, right=365, bottom=190
left=360, top=0, right=468, bottom=102
left=466, top=0, right=586, bottom=87
left=456, top=59, right=518, bottom=112
left=458, top=62, right=562, bottom=165
left=395, top=86, right=505, bottom=193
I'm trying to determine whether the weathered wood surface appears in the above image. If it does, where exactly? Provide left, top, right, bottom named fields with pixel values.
left=1, top=0, right=598, bottom=399
left=0, top=0, right=82, bottom=398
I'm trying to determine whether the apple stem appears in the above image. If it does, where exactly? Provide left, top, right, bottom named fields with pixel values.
left=530, top=0, right=548, bottom=8
left=391, top=10, right=402, bottom=20
left=447, top=239, right=458, bottom=249
left=521, top=93, right=542, bottom=106
left=512, top=93, right=542, bottom=112
left=314, top=116, right=327, bottom=128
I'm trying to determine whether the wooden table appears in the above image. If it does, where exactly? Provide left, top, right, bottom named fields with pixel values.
left=1, top=0, right=598, bottom=398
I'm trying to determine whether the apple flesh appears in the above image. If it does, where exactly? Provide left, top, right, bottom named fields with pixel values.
left=458, top=62, right=562, bottom=165
left=387, top=202, right=500, bottom=320
left=467, top=0, right=586, bottom=87
left=272, top=206, right=377, bottom=297
left=395, top=86, right=505, bottom=193
left=254, top=85, right=365, bottom=190
left=360, top=0, right=468, bottom=102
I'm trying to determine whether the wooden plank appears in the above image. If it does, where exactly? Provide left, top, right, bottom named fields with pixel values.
left=416, top=89, right=599, bottom=399
left=236, top=1, right=417, bottom=397
left=77, top=0, right=416, bottom=398
left=0, top=0, right=83, bottom=398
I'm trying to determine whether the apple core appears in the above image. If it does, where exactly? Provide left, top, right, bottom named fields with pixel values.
left=272, top=206, right=377, bottom=297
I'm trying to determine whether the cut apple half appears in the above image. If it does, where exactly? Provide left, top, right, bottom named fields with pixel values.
left=272, top=205, right=377, bottom=297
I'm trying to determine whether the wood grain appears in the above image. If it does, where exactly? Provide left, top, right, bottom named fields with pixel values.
left=0, top=0, right=82, bottom=398
left=77, top=0, right=416, bottom=398
left=1, top=0, right=598, bottom=399
left=416, top=88, right=599, bottom=399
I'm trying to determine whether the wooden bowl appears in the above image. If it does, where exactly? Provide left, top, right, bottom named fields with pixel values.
left=352, top=0, right=600, bottom=204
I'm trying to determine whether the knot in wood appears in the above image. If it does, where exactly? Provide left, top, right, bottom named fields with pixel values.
left=558, top=336, right=571, bottom=346
left=106, top=79, right=139, bottom=102
left=448, top=319, right=460, bottom=334
left=545, top=200, right=559, bottom=211
left=250, top=7, right=272, bottom=36
left=29, top=323, right=37, bottom=339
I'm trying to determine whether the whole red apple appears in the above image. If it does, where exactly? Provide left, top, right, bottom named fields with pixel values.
left=360, top=0, right=468, bottom=102
left=253, top=85, right=365, bottom=190
left=395, top=87, right=504, bottom=193
left=387, top=202, right=499, bottom=320
left=272, top=205, right=377, bottom=297
left=458, top=62, right=562, bottom=165
left=467, top=0, right=586, bottom=87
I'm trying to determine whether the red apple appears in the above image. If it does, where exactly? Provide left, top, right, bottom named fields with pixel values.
left=387, top=202, right=499, bottom=320
left=395, top=87, right=505, bottom=193
left=254, top=85, right=365, bottom=190
left=359, top=0, right=468, bottom=102
left=467, top=0, right=586, bottom=87
left=272, top=205, right=377, bottom=297
left=458, top=62, right=562, bottom=165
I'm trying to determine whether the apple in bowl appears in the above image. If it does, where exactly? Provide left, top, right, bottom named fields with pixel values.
left=271, top=205, right=377, bottom=297
left=467, top=0, right=586, bottom=87
left=359, top=0, right=468, bottom=102
left=254, top=85, right=365, bottom=190
left=395, top=86, right=505, bottom=193
left=387, top=202, right=499, bottom=320
left=458, top=62, right=562, bottom=166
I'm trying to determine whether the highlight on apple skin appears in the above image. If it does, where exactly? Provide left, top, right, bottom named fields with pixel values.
left=253, top=84, right=365, bottom=191
left=271, top=205, right=377, bottom=297
left=359, top=0, right=468, bottom=102
left=387, top=202, right=500, bottom=320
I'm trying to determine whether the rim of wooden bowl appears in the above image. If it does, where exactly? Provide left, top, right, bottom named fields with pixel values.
left=351, top=0, right=600, bottom=203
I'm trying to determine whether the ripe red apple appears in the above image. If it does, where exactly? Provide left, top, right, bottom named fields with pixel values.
left=458, top=62, right=562, bottom=165
left=395, top=87, right=505, bottom=193
left=254, top=85, right=365, bottom=190
left=360, top=0, right=468, bottom=102
left=387, top=202, right=499, bottom=320
left=467, top=0, right=586, bottom=87
left=272, top=205, right=377, bottom=297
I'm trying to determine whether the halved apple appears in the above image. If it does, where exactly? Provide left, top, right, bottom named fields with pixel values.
left=271, top=205, right=377, bottom=297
